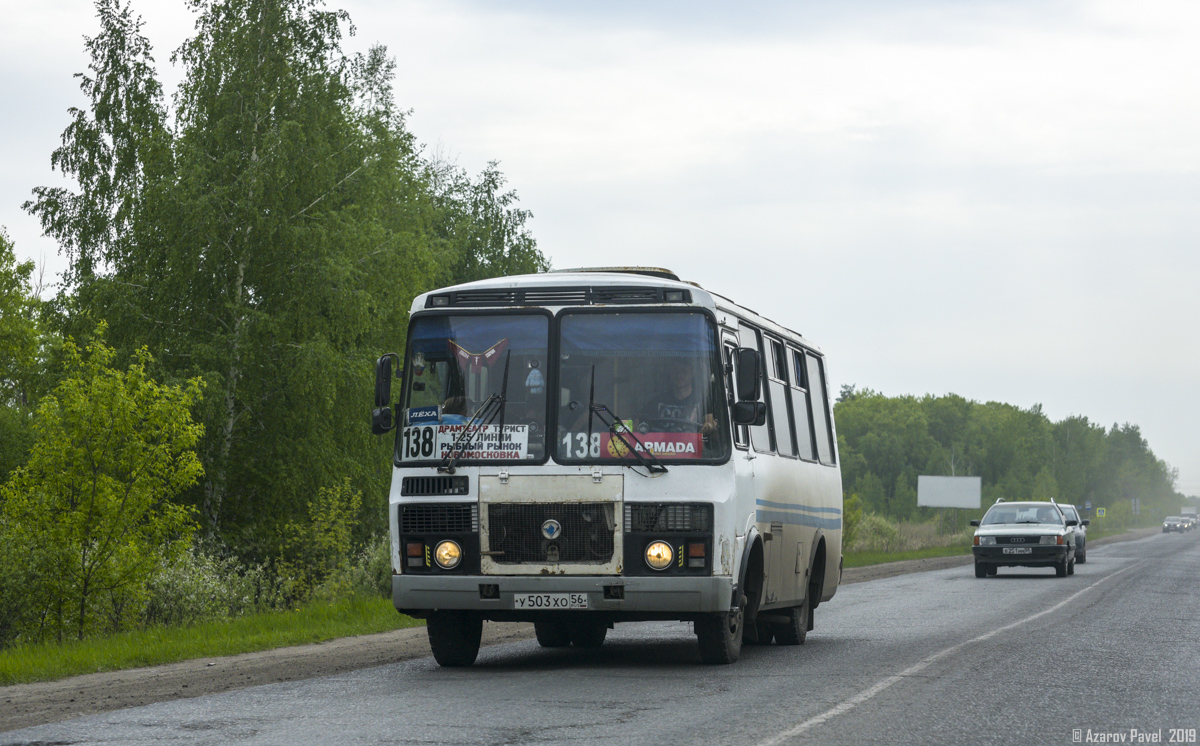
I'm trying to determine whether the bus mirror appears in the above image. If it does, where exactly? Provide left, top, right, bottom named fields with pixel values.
left=375, top=354, right=397, bottom=408
left=371, top=406, right=394, bottom=435
left=732, top=401, right=766, bottom=426
left=734, top=348, right=762, bottom=401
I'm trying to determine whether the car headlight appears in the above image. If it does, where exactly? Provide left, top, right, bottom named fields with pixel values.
left=977, top=536, right=995, bottom=546
left=434, top=540, right=462, bottom=569
left=1039, top=536, right=1056, bottom=545
left=644, top=540, right=674, bottom=571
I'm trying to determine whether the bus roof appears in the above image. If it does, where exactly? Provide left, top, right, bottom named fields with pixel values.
left=410, top=269, right=823, bottom=356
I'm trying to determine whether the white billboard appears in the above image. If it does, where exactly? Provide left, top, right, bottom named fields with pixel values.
left=918, top=476, right=982, bottom=509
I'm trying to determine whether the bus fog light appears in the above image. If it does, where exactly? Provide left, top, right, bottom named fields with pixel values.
left=434, top=540, right=462, bottom=569
left=645, top=541, right=673, bottom=571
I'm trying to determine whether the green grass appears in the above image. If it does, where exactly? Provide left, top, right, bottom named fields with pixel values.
left=0, top=594, right=423, bottom=686
left=843, top=544, right=972, bottom=569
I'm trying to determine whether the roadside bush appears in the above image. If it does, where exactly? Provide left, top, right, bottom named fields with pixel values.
left=143, top=545, right=285, bottom=628
left=849, top=514, right=973, bottom=553
left=842, top=494, right=864, bottom=550
left=278, top=478, right=364, bottom=604
left=312, top=534, right=393, bottom=602
left=852, top=513, right=900, bottom=552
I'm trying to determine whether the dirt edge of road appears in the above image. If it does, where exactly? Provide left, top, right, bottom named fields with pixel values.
left=0, top=526, right=1162, bottom=733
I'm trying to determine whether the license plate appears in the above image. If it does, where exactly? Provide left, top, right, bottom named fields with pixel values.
left=512, top=593, right=589, bottom=610
left=1003, top=547, right=1033, bottom=554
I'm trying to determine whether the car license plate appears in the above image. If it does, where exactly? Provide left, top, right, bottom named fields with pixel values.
left=512, top=593, right=589, bottom=610
left=1003, top=547, right=1033, bottom=554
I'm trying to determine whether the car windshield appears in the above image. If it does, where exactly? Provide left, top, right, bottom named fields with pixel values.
left=399, top=313, right=549, bottom=463
left=1061, top=507, right=1078, bottom=521
left=555, top=311, right=731, bottom=463
left=981, top=505, right=1063, bottom=526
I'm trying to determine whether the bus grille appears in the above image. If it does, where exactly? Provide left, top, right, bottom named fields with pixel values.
left=487, top=503, right=616, bottom=564
left=401, top=476, right=469, bottom=496
left=625, top=503, right=712, bottom=533
left=400, top=504, right=478, bottom=533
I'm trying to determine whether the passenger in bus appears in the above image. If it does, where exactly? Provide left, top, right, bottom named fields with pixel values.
left=640, top=358, right=717, bottom=436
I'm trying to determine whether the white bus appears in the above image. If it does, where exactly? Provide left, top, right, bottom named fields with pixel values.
left=371, top=268, right=843, bottom=665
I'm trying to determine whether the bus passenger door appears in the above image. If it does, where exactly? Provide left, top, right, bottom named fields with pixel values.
left=723, top=336, right=757, bottom=593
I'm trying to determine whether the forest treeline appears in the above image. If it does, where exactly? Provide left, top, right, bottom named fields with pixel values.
left=0, top=0, right=545, bottom=645
left=835, top=386, right=1187, bottom=523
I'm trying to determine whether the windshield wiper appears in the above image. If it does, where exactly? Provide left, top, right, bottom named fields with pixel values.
left=586, top=366, right=667, bottom=475
left=438, top=353, right=513, bottom=474
left=438, top=394, right=499, bottom=473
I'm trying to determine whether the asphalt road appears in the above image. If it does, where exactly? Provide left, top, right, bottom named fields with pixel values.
left=5, top=531, right=1198, bottom=745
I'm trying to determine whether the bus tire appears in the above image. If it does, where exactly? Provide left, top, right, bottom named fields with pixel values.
left=772, top=596, right=808, bottom=646
left=696, top=607, right=744, bottom=664
left=569, top=619, right=607, bottom=648
left=427, top=611, right=482, bottom=667
left=534, top=619, right=572, bottom=648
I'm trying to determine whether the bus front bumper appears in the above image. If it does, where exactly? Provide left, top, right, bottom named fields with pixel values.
left=393, top=574, right=735, bottom=617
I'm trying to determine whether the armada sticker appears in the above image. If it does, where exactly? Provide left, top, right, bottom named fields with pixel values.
left=601, top=432, right=703, bottom=459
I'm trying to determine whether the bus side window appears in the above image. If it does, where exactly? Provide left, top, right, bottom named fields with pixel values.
left=789, top=348, right=816, bottom=460
left=724, top=342, right=748, bottom=449
left=767, top=337, right=797, bottom=458
left=804, top=352, right=836, bottom=465
left=737, top=324, right=774, bottom=454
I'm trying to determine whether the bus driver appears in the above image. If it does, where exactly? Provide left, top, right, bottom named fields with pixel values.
left=640, top=358, right=717, bottom=436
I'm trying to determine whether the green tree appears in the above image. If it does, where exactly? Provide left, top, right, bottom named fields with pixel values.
left=0, top=332, right=203, bottom=642
left=278, top=477, right=362, bottom=601
left=426, top=158, right=550, bottom=286
left=23, top=0, right=169, bottom=290
left=0, top=228, right=44, bottom=479
left=1031, top=466, right=1059, bottom=500
left=26, top=0, right=549, bottom=563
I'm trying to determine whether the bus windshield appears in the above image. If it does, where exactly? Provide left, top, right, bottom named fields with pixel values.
left=556, top=311, right=731, bottom=464
left=400, top=313, right=549, bottom=463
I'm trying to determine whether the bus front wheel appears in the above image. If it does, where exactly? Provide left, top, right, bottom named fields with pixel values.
left=696, top=605, right=744, bottom=664
left=427, top=611, right=482, bottom=667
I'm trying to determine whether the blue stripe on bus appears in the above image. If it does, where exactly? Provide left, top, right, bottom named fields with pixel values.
left=755, top=499, right=841, bottom=515
left=755, top=509, right=842, bottom=531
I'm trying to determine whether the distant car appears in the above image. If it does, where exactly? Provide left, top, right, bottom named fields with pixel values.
left=1181, top=516, right=1197, bottom=531
left=1059, top=504, right=1090, bottom=563
left=1163, top=517, right=1185, bottom=533
left=971, top=499, right=1077, bottom=578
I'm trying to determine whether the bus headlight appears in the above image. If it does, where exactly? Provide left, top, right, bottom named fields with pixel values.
left=434, top=540, right=462, bottom=569
left=645, top=540, right=673, bottom=571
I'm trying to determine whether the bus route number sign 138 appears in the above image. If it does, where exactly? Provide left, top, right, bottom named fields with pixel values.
left=512, top=593, right=589, bottom=610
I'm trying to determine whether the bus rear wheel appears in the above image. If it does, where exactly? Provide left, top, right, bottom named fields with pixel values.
left=772, top=596, right=809, bottom=646
left=696, top=606, right=744, bottom=664
left=426, top=611, right=482, bottom=667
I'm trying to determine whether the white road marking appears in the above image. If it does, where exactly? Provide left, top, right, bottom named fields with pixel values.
left=758, top=560, right=1145, bottom=746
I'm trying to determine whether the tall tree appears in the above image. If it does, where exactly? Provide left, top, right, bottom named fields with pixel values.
left=0, top=229, right=44, bottom=479
left=27, top=0, right=549, bottom=557
left=24, top=0, right=169, bottom=289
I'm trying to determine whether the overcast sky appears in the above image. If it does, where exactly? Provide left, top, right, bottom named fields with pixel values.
left=2, top=0, right=1198, bottom=496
